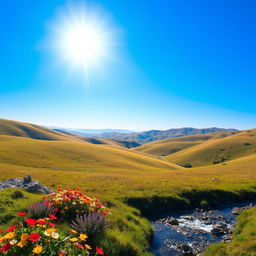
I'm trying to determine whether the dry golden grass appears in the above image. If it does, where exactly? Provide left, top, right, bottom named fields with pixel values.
left=163, top=129, right=256, bottom=167
left=135, top=131, right=238, bottom=156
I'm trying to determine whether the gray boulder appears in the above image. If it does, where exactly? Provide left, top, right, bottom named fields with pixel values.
left=0, top=176, right=54, bottom=194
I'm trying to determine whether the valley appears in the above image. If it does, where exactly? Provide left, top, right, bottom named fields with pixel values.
left=0, top=118, right=255, bottom=256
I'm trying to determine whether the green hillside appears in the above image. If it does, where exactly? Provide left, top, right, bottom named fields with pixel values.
left=165, top=129, right=256, bottom=167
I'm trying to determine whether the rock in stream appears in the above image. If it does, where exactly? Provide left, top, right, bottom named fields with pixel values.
left=151, top=202, right=256, bottom=256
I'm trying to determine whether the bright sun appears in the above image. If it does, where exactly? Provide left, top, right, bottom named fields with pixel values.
left=49, top=3, right=116, bottom=74
left=63, top=23, right=104, bottom=66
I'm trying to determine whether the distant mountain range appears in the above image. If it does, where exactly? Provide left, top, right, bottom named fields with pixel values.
left=54, top=127, right=237, bottom=144
left=50, top=127, right=135, bottom=136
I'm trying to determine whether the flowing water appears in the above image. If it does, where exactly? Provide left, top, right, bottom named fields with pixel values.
left=150, top=202, right=255, bottom=256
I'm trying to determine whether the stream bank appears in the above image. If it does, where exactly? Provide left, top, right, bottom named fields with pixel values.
left=150, top=202, right=255, bottom=256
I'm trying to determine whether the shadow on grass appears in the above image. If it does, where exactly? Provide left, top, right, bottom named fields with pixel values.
left=125, top=189, right=256, bottom=217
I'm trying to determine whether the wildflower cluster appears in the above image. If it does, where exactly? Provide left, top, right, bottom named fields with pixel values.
left=0, top=213, right=76, bottom=255
left=0, top=188, right=109, bottom=255
left=43, top=188, right=110, bottom=221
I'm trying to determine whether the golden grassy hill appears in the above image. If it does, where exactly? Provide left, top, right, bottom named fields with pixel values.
left=0, top=118, right=141, bottom=149
left=135, top=131, right=238, bottom=156
left=0, top=135, right=180, bottom=172
left=0, top=118, right=83, bottom=141
left=164, top=129, right=256, bottom=167
left=81, top=137, right=140, bottom=148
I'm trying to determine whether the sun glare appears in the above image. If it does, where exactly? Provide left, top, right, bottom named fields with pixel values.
left=48, top=2, right=117, bottom=75
left=63, top=23, right=104, bottom=65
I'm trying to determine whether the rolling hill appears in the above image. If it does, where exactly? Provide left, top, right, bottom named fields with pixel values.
left=0, top=135, right=180, bottom=172
left=164, top=129, right=256, bottom=167
left=135, top=131, right=239, bottom=156
left=0, top=118, right=81, bottom=141
left=92, top=127, right=237, bottom=144
left=0, top=118, right=140, bottom=149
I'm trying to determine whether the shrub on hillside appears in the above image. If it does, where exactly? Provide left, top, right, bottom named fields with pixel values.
left=180, top=163, right=192, bottom=168
left=28, top=201, right=54, bottom=219
left=71, top=212, right=107, bottom=246
left=11, top=190, right=24, bottom=199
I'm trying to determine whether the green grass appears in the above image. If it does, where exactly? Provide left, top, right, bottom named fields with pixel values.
left=204, top=208, right=256, bottom=256
left=0, top=188, right=41, bottom=229
left=1, top=151, right=256, bottom=255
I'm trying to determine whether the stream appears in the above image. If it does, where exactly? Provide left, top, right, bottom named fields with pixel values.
left=150, top=202, right=256, bottom=256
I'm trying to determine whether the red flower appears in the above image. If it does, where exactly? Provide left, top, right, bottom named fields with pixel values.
left=49, top=214, right=58, bottom=220
left=37, top=219, right=46, bottom=224
left=25, top=218, right=37, bottom=226
left=6, top=226, right=16, bottom=232
left=54, top=208, right=59, bottom=212
left=57, top=249, right=67, bottom=256
left=102, top=211, right=107, bottom=216
left=49, top=222, right=56, bottom=227
left=0, top=230, right=2, bottom=234
left=96, top=247, right=104, bottom=255
left=1, top=242, right=11, bottom=253
left=29, top=233, right=41, bottom=243
left=75, top=243, right=84, bottom=249
left=17, top=212, right=27, bottom=216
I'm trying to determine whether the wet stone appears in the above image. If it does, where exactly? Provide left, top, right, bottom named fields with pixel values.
left=151, top=202, right=256, bottom=256
left=167, top=217, right=179, bottom=225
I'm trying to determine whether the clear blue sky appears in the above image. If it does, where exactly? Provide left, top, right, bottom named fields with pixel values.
left=1, top=0, right=255, bottom=130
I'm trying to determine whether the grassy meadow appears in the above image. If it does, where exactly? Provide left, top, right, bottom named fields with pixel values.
left=0, top=119, right=256, bottom=255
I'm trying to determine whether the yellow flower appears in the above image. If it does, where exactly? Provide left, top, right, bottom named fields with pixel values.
left=69, top=237, right=78, bottom=242
left=0, top=237, right=6, bottom=243
left=79, top=233, right=88, bottom=241
left=17, top=241, right=24, bottom=248
left=21, top=233, right=29, bottom=241
left=4, top=232, right=15, bottom=239
left=46, top=228, right=56, bottom=234
left=85, top=244, right=92, bottom=250
left=44, top=231, right=51, bottom=237
left=70, top=229, right=77, bottom=234
left=33, top=245, right=43, bottom=254
left=51, top=232, right=60, bottom=239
